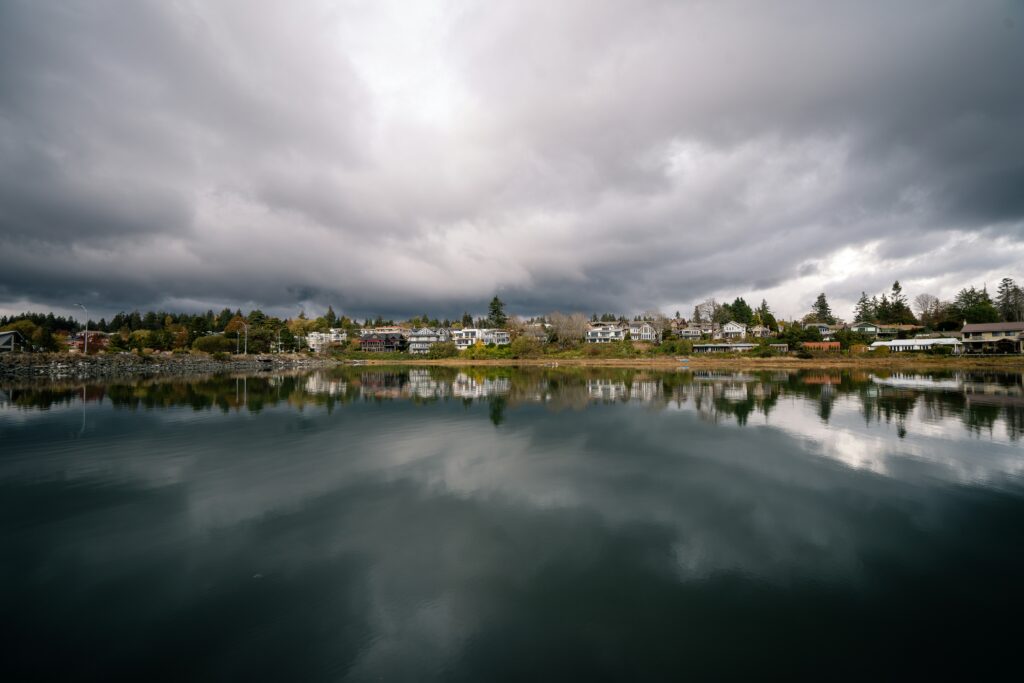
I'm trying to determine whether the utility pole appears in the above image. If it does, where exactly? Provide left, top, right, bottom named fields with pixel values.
left=75, top=303, right=89, bottom=354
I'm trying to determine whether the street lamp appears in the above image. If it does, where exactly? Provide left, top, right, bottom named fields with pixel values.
left=75, top=303, right=89, bottom=354
left=235, top=322, right=249, bottom=355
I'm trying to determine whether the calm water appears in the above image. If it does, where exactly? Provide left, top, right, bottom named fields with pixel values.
left=3, top=366, right=1023, bottom=680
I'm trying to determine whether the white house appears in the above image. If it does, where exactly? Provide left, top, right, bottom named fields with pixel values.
left=748, top=325, right=771, bottom=338
left=721, top=321, right=747, bottom=340
left=870, top=338, right=962, bottom=354
left=307, top=328, right=348, bottom=352
left=628, top=321, right=661, bottom=343
left=586, top=323, right=627, bottom=344
left=407, top=327, right=451, bottom=354
left=451, top=328, right=511, bottom=350
left=677, top=323, right=704, bottom=339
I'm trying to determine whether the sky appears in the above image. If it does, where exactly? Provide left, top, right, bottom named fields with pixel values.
left=1, top=0, right=1022, bottom=323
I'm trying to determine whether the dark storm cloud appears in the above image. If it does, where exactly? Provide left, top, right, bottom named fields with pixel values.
left=1, top=0, right=1022, bottom=320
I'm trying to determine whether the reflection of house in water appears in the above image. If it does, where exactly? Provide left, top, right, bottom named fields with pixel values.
left=629, top=380, right=661, bottom=403
left=587, top=379, right=629, bottom=401
left=358, top=371, right=408, bottom=399
left=452, top=373, right=510, bottom=398
left=304, top=374, right=347, bottom=396
left=406, top=369, right=452, bottom=399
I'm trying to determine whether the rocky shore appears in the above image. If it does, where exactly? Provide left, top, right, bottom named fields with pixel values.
left=0, top=352, right=341, bottom=380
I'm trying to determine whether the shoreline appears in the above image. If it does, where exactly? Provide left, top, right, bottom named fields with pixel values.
left=0, top=352, right=341, bottom=381
left=2, top=352, right=1023, bottom=381
left=355, top=356, right=1024, bottom=371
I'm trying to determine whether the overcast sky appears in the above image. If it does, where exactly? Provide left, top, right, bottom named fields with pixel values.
left=1, top=0, right=1022, bottom=322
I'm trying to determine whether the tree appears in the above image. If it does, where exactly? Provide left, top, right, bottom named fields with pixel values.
left=548, top=312, right=589, bottom=347
left=488, top=296, right=508, bottom=327
left=853, top=292, right=874, bottom=322
left=881, top=281, right=916, bottom=324
left=754, top=299, right=777, bottom=330
left=324, top=305, right=338, bottom=328
left=950, top=286, right=1000, bottom=323
left=461, top=312, right=473, bottom=328
left=996, top=277, right=1024, bottom=322
left=914, top=293, right=940, bottom=327
left=695, top=298, right=718, bottom=324
left=810, top=293, right=835, bottom=324
left=729, top=297, right=753, bottom=325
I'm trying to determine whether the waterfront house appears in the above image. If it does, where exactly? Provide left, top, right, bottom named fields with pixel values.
left=850, top=321, right=879, bottom=336
left=68, top=331, right=110, bottom=353
left=521, top=323, right=551, bottom=344
left=451, top=328, right=511, bottom=350
left=676, top=323, right=704, bottom=339
left=359, top=330, right=407, bottom=352
left=693, top=343, right=757, bottom=353
left=870, top=337, right=963, bottom=354
left=960, top=322, right=1024, bottom=354
left=307, top=328, right=348, bottom=352
left=628, top=320, right=661, bottom=343
left=748, top=325, right=771, bottom=338
left=586, top=323, right=627, bottom=344
left=876, top=324, right=924, bottom=339
left=407, top=327, right=451, bottom=354
left=0, top=329, right=27, bottom=353
left=721, top=321, right=747, bottom=340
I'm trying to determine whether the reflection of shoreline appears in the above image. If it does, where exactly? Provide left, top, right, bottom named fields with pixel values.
left=3, top=367, right=1021, bottom=442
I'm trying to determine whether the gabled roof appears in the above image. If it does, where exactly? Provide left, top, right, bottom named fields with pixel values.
left=961, top=322, right=1024, bottom=333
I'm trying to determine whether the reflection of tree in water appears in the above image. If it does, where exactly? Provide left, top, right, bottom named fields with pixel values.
left=4, top=367, right=1022, bottom=439
left=489, top=397, right=507, bottom=427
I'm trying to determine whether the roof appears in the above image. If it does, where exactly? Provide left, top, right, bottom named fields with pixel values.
left=871, top=338, right=961, bottom=348
left=961, top=322, right=1024, bottom=333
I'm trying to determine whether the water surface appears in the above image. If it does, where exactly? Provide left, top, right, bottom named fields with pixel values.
left=3, top=367, right=1023, bottom=680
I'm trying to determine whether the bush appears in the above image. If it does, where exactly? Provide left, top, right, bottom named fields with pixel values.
left=795, top=349, right=814, bottom=359
left=928, top=345, right=953, bottom=355
left=427, top=341, right=458, bottom=359
left=212, top=352, right=230, bottom=361
left=192, top=334, right=234, bottom=353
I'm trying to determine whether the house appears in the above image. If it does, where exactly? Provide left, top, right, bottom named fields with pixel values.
left=68, top=331, right=109, bottom=353
left=769, top=343, right=789, bottom=353
left=850, top=321, right=879, bottom=336
left=676, top=323, right=705, bottom=339
left=0, top=329, right=27, bottom=353
left=960, top=322, right=1024, bottom=354
left=721, top=321, right=747, bottom=340
left=693, top=343, right=757, bottom=353
left=628, top=320, right=661, bottom=343
left=871, top=338, right=963, bottom=354
left=586, top=323, right=627, bottom=344
left=451, top=328, right=511, bottom=350
left=407, top=327, right=451, bottom=354
left=748, top=325, right=771, bottom=338
left=520, top=323, right=551, bottom=344
left=875, top=324, right=924, bottom=339
left=359, top=330, right=406, bottom=352
left=307, top=328, right=348, bottom=352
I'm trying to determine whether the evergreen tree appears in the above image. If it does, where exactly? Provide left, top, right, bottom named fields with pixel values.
left=461, top=312, right=473, bottom=327
left=488, top=296, right=508, bottom=327
left=996, top=277, right=1023, bottom=322
left=811, top=293, right=836, bottom=324
left=951, top=286, right=1000, bottom=323
left=754, top=299, right=777, bottom=330
left=324, top=305, right=337, bottom=327
left=730, top=297, right=754, bottom=325
left=853, top=292, right=874, bottom=322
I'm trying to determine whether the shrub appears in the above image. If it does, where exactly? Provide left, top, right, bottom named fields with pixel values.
left=192, top=334, right=234, bottom=353
left=795, top=349, right=814, bottom=359
left=427, top=342, right=458, bottom=359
